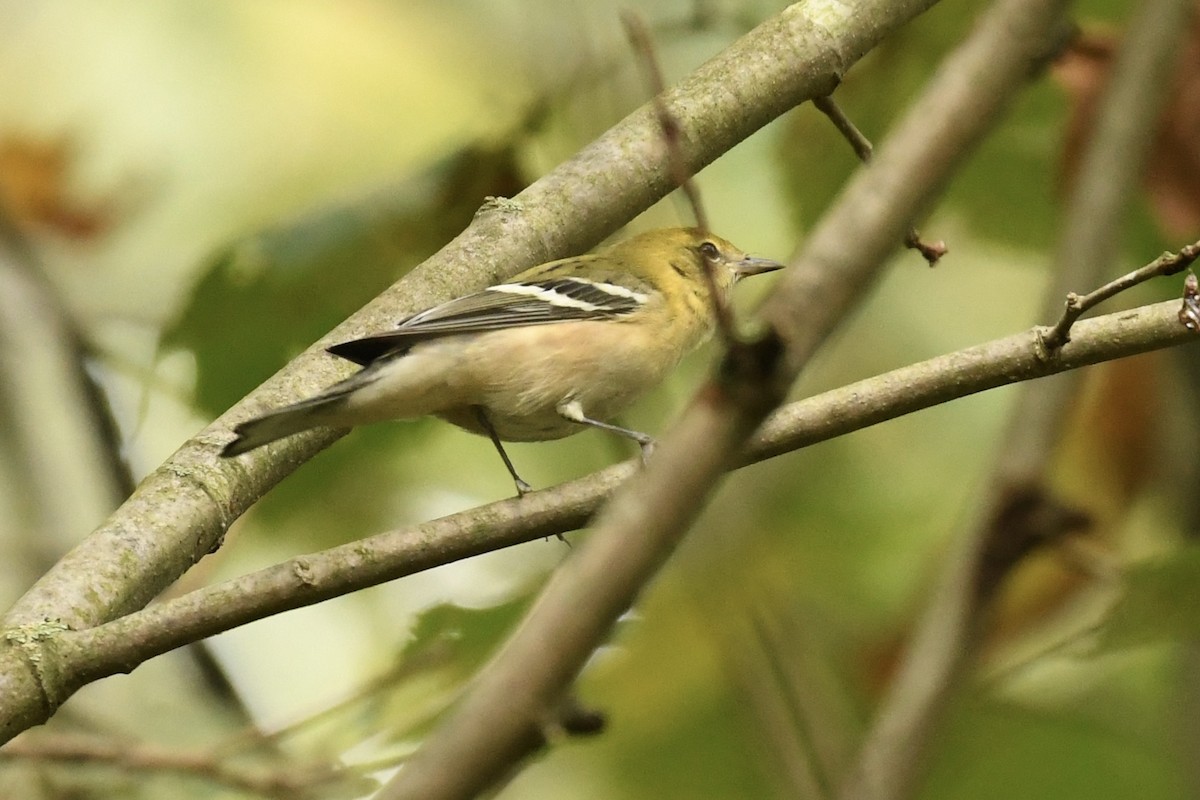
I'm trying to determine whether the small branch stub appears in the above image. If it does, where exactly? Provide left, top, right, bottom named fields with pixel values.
left=904, top=230, right=949, bottom=266
left=1179, top=271, right=1200, bottom=331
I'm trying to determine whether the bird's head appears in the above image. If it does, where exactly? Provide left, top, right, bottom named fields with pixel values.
left=611, top=227, right=784, bottom=295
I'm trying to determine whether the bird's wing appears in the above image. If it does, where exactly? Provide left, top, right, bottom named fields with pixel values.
left=327, top=272, right=653, bottom=366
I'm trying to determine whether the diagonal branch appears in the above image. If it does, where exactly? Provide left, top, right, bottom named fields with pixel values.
left=378, top=0, right=1074, bottom=796
left=43, top=300, right=1200, bottom=672
left=0, top=11, right=863, bottom=630
left=0, top=216, right=131, bottom=576
left=811, top=96, right=948, bottom=265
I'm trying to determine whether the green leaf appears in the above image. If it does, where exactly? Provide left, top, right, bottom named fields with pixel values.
left=165, top=145, right=524, bottom=415
left=399, top=595, right=535, bottom=677
left=1097, top=544, right=1200, bottom=651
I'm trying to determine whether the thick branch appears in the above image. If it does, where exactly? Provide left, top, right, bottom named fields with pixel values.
left=66, top=301, right=1200, bottom=676
left=0, top=0, right=945, bottom=743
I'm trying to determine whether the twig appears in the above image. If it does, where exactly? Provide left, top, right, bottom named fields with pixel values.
left=621, top=11, right=710, bottom=235
left=812, top=96, right=873, bottom=161
left=1, top=731, right=366, bottom=800
left=210, top=640, right=455, bottom=760
left=621, top=9, right=738, bottom=343
left=812, top=95, right=947, bottom=266
left=721, top=609, right=831, bottom=800
left=1041, top=241, right=1200, bottom=352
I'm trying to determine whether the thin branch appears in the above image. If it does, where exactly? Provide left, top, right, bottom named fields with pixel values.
left=719, top=609, right=831, bottom=800
left=813, top=96, right=873, bottom=161
left=93, top=297, right=1200, bottom=661
left=621, top=9, right=739, bottom=344
left=209, top=640, right=455, bottom=761
left=0, top=731, right=369, bottom=800
left=621, top=10, right=710, bottom=235
left=1041, top=241, right=1200, bottom=351
left=0, top=215, right=131, bottom=573
left=812, top=95, right=947, bottom=266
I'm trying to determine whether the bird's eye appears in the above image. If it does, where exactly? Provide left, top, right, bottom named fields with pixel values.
left=698, top=241, right=720, bottom=260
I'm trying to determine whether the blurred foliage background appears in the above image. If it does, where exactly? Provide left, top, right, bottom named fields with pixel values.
left=1, top=0, right=1198, bottom=798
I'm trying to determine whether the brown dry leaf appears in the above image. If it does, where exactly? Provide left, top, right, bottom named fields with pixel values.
left=1068, top=354, right=1164, bottom=509
left=1147, top=25, right=1200, bottom=237
left=0, top=137, right=116, bottom=240
left=1054, top=16, right=1200, bottom=237
left=859, top=535, right=1102, bottom=700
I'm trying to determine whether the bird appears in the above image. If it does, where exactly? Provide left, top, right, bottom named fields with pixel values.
left=220, top=227, right=783, bottom=493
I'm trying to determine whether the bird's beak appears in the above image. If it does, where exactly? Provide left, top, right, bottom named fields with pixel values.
left=732, top=255, right=785, bottom=279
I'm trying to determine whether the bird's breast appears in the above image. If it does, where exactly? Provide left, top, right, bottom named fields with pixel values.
left=432, top=319, right=694, bottom=442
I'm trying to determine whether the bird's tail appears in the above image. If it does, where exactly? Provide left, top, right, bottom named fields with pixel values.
left=221, top=393, right=348, bottom=457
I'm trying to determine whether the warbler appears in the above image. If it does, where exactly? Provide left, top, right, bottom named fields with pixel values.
left=221, top=227, right=782, bottom=492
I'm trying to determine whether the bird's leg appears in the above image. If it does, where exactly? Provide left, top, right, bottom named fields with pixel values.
left=472, top=406, right=532, bottom=496
left=556, top=400, right=655, bottom=464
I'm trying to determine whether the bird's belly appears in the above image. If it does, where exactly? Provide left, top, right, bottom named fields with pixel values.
left=437, top=406, right=581, bottom=442
left=431, top=321, right=677, bottom=442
